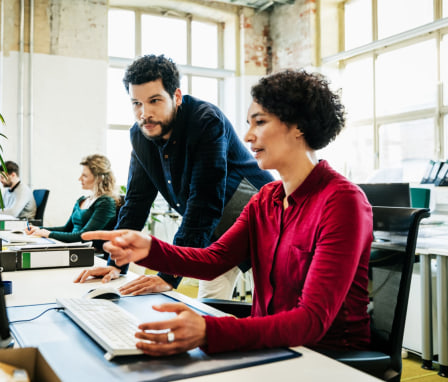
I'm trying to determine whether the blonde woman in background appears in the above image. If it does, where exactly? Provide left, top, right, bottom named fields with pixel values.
left=26, top=154, right=119, bottom=244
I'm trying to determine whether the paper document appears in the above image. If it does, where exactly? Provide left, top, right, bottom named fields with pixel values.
left=0, top=214, right=18, bottom=220
left=0, top=231, right=57, bottom=245
left=9, top=241, right=93, bottom=251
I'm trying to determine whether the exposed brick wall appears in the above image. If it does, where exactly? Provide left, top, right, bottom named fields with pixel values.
left=1, top=0, right=107, bottom=60
left=270, top=0, right=317, bottom=71
left=241, top=7, right=270, bottom=76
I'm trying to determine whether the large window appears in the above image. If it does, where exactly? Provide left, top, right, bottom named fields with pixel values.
left=107, top=8, right=231, bottom=186
left=322, top=0, right=448, bottom=184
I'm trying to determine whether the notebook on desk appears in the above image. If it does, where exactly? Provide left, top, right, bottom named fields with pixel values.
left=8, top=293, right=300, bottom=382
left=0, top=231, right=57, bottom=246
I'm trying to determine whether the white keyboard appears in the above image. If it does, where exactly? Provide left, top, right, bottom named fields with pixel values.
left=56, top=297, right=144, bottom=361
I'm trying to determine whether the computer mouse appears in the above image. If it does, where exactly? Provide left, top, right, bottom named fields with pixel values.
left=84, top=286, right=121, bottom=301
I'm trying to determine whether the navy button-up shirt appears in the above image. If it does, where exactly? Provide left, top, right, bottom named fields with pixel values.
left=109, top=95, right=273, bottom=286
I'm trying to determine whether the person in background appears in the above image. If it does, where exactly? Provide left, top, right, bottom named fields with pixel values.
left=82, top=69, right=373, bottom=356
left=26, top=154, right=118, bottom=244
left=0, top=161, right=36, bottom=219
left=75, top=54, right=274, bottom=299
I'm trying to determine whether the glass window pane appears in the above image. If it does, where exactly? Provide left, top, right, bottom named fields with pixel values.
left=107, top=130, right=133, bottom=187
left=344, top=0, right=372, bottom=50
left=319, top=124, right=373, bottom=182
left=342, top=58, right=373, bottom=120
left=192, top=21, right=218, bottom=68
left=191, top=77, right=218, bottom=105
left=107, top=68, right=134, bottom=125
left=377, top=0, right=433, bottom=39
left=141, top=15, right=187, bottom=65
left=442, top=34, right=448, bottom=106
left=180, top=75, right=189, bottom=95
left=376, top=40, right=437, bottom=116
left=445, top=115, right=448, bottom=158
left=379, top=119, right=435, bottom=182
left=108, top=10, right=135, bottom=58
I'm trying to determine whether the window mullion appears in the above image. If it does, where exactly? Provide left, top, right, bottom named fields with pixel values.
left=135, top=10, right=141, bottom=57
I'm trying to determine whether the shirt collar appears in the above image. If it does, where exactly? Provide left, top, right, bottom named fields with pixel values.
left=8, top=180, right=21, bottom=193
left=272, top=160, right=329, bottom=207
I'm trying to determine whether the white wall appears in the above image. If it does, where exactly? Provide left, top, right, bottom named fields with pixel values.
left=1, top=52, right=108, bottom=226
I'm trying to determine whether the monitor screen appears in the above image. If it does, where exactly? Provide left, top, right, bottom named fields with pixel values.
left=357, top=183, right=411, bottom=207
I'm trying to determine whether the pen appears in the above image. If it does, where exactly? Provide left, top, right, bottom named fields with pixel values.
left=26, top=220, right=30, bottom=231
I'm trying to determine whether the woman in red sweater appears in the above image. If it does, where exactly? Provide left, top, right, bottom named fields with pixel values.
left=83, top=69, right=373, bottom=356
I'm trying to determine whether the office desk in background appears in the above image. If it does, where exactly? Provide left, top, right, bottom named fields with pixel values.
left=3, top=259, right=381, bottom=381
left=373, top=213, right=448, bottom=377
left=415, top=216, right=448, bottom=377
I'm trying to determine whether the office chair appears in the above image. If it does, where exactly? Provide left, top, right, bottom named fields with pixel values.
left=200, top=206, right=430, bottom=382
left=319, top=207, right=430, bottom=381
left=32, top=189, right=50, bottom=224
left=93, top=194, right=125, bottom=256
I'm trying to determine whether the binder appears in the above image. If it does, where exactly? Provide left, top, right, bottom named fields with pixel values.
left=0, top=220, right=27, bottom=231
left=0, top=251, right=17, bottom=272
left=15, top=247, right=94, bottom=270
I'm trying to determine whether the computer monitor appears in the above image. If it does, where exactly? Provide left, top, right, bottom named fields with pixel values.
left=357, top=183, right=411, bottom=207
left=0, top=270, right=13, bottom=348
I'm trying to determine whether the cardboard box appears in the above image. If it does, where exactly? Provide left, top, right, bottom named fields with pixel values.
left=0, top=347, right=61, bottom=381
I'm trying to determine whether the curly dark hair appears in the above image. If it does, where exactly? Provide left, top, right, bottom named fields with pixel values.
left=123, top=54, right=180, bottom=97
left=250, top=69, right=346, bottom=150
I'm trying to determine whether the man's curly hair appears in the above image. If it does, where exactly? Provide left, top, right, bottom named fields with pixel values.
left=123, top=54, right=180, bottom=97
left=250, top=69, right=346, bottom=150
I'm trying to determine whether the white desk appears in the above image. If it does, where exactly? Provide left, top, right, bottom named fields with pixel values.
left=415, top=217, right=448, bottom=377
left=4, top=257, right=139, bottom=306
left=3, top=259, right=381, bottom=381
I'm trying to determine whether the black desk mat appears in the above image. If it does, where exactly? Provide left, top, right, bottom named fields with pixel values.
left=8, top=295, right=300, bottom=382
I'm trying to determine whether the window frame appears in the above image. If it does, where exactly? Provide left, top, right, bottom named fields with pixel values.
left=107, top=7, right=236, bottom=185
left=320, top=0, right=448, bottom=179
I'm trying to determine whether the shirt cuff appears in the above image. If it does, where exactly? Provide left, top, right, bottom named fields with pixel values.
left=157, top=272, right=182, bottom=288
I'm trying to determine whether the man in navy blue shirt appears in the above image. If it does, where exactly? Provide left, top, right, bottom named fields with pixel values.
left=76, top=54, right=273, bottom=299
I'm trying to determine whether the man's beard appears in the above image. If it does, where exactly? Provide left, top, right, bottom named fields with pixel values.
left=138, top=105, right=177, bottom=142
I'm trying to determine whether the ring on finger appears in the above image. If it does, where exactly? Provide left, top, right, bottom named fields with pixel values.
left=167, top=331, right=175, bottom=343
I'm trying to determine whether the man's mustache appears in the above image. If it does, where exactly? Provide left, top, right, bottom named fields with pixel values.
left=139, top=118, right=160, bottom=126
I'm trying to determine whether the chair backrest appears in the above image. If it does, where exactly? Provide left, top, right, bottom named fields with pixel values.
left=370, top=206, right=430, bottom=371
left=92, top=194, right=125, bottom=255
left=358, top=183, right=411, bottom=207
left=32, top=189, right=50, bottom=221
